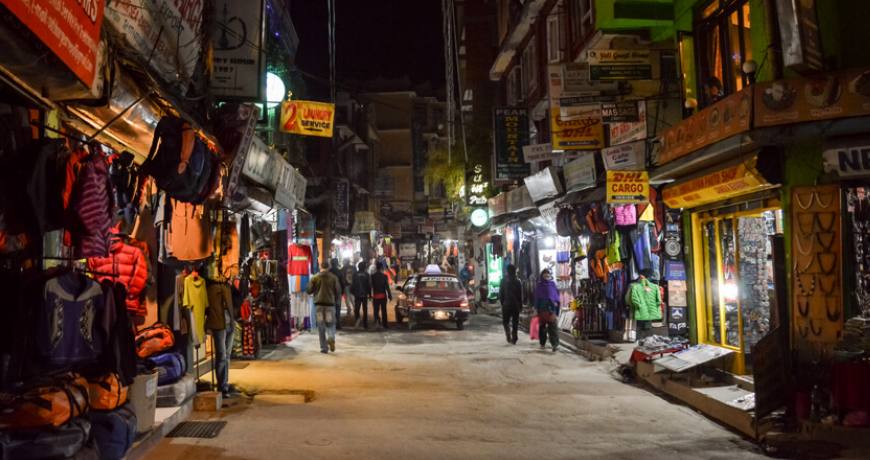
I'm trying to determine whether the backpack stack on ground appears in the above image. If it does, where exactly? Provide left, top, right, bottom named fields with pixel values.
left=136, top=324, right=194, bottom=408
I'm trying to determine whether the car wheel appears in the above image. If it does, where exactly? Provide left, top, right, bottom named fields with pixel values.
left=456, top=321, right=465, bottom=330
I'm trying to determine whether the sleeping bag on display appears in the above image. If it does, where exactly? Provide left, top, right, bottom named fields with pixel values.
left=146, top=352, right=185, bottom=386
left=88, top=405, right=137, bottom=460
left=157, top=375, right=196, bottom=408
left=0, top=417, right=92, bottom=460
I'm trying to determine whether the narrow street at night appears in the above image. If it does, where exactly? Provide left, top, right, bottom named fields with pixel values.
left=145, top=314, right=762, bottom=460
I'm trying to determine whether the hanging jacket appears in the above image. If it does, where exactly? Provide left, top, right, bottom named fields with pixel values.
left=71, top=155, right=113, bottom=258
left=87, top=238, right=148, bottom=318
left=629, top=278, right=663, bottom=321
left=99, top=280, right=137, bottom=386
left=614, top=204, right=637, bottom=227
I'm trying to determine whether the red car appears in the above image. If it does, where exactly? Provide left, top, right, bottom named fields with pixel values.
left=395, top=274, right=471, bottom=330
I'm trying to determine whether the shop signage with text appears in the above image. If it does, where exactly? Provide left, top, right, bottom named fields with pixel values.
left=281, top=100, right=336, bottom=138
left=601, top=102, right=639, bottom=123
left=563, top=153, right=597, bottom=192
left=662, top=158, right=770, bottom=209
left=606, top=171, right=649, bottom=204
left=551, top=105, right=604, bottom=150
left=823, top=139, right=870, bottom=178
left=493, top=108, right=531, bottom=181
left=755, top=68, right=870, bottom=128
left=658, top=88, right=752, bottom=165
left=603, top=140, right=645, bottom=171
left=211, top=0, right=265, bottom=99
left=5, top=0, right=104, bottom=86
left=466, top=163, right=489, bottom=206
left=587, top=49, right=655, bottom=81
left=776, top=0, right=823, bottom=73
left=609, top=101, right=647, bottom=145
left=352, top=211, right=377, bottom=234
left=523, top=143, right=552, bottom=163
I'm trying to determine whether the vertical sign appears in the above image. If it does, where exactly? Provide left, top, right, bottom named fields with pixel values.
left=466, top=164, right=488, bottom=206
left=211, top=0, right=266, bottom=99
left=493, top=108, right=531, bottom=182
left=776, top=0, right=823, bottom=73
left=4, top=0, right=104, bottom=86
left=334, top=179, right=349, bottom=230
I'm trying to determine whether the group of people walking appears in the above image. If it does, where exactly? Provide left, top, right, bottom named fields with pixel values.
left=499, top=265, right=561, bottom=352
left=307, top=258, right=394, bottom=354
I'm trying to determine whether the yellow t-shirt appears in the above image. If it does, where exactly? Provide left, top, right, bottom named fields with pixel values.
left=183, top=274, right=209, bottom=346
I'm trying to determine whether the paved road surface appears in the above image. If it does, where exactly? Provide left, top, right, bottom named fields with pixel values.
left=145, top=314, right=764, bottom=459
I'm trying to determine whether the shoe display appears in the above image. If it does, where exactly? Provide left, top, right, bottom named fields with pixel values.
left=328, top=338, right=336, bottom=352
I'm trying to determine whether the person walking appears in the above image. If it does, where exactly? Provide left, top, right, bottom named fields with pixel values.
left=307, top=261, right=342, bottom=353
left=534, top=269, right=561, bottom=352
left=329, top=258, right=346, bottom=330
left=371, top=262, right=392, bottom=329
left=351, top=261, right=372, bottom=329
left=498, top=265, right=523, bottom=344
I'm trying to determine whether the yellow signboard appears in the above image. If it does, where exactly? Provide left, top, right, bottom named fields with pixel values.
left=550, top=106, right=605, bottom=150
left=280, top=100, right=335, bottom=138
left=606, top=170, right=649, bottom=204
left=662, top=158, right=772, bottom=209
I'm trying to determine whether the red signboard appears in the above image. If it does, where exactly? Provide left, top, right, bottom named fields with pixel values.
left=2, top=0, right=104, bottom=86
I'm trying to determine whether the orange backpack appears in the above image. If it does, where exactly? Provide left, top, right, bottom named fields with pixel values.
left=86, top=373, right=128, bottom=411
left=0, top=373, right=89, bottom=429
left=135, top=323, right=175, bottom=359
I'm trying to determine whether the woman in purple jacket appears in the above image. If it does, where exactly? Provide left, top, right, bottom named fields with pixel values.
left=534, top=269, right=561, bottom=351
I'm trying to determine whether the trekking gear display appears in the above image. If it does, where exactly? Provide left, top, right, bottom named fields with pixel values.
left=37, top=273, right=107, bottom=371
left=85, top=373, right=128, bottom=411
left=135, top=324, right=175, bottom=359
left=140, top=116, right=219, bottom=204
left=146, top=351, right=186, bottom=386
left=0, top=417, right=92, bottom=460
left=0, top=373, right=89, bottom=429
left=157, top=375, right=196, bottom=408
left=87, top=405, right=137, bottom=460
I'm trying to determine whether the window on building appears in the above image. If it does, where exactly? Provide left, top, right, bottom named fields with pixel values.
left=696, top=0, right=753, bottom=106
left=521, top=37, right=538, bottom=95
left=547, top=7, right=564, bottom=63
left=568, top=0, right=594, bottom=48
left=506, top=66, right=520, bottom=106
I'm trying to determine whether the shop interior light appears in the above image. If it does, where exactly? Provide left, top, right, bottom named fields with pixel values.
left=543, top=236, right=556, bottom=248
left=470, top=208, right=489, bottom=227
left=721, top=281, right=739, bottom=301
left=266, top=72, right=286, bottom=108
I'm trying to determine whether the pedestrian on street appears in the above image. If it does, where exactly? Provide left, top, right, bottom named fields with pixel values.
left=342, top=259, right=355, bottom=315
left=371, top=262, right=392, bottom=329
left=330, top=258, right=347, bottom=330
left=499, top=264, right=524, bottom=344
left=307, top=261, right=342, bottom=353
left=534, top=269, right=560, bottom=352
left=351, top=261, right=372, bottom=329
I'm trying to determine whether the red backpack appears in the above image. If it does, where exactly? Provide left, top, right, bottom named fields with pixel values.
left=135, top=324, right=175, bottom=359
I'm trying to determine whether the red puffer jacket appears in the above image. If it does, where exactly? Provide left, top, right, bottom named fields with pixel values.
left=87, top=238, right=148, bottom=317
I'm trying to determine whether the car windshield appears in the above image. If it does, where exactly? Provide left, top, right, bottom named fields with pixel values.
left=418, top=277, right=462, bottom=291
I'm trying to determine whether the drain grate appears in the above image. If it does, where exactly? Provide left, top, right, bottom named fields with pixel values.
left=167, top=421, right=227, bottom=439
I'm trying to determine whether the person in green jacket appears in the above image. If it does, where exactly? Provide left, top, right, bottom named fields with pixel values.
left=629, top=269, right=662, bottom=340
left=307, top=261, right=342, bottom=353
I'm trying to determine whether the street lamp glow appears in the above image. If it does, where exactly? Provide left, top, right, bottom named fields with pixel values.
left=470, top=208, right=489, bottom=227
left=266, top=72, right=286, bottom=108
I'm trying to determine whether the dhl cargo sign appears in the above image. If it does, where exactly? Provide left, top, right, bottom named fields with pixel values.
left=606, top=170, right=649, bottom=204
left=280, top=100, right=335, bottom=138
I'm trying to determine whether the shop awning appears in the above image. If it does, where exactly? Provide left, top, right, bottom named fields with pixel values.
left=662, top=154, right=779, bottom=209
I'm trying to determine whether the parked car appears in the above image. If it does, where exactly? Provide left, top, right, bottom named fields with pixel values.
left=395, top=273, right=470, bottom=330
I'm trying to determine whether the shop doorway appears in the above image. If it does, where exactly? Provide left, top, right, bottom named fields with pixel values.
left=694, top=205, right=783, bottom=374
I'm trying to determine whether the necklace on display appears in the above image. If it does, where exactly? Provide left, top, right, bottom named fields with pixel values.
left=795, top=192, right=815, bottom=210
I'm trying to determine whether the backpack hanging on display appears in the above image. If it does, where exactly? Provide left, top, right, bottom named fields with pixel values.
left=85, top=373, right=127, bottom=411
left=146, top=352, right=185, bottom=386
left=87, top=405, right=137, bottom=460
left=0, top=373, right=89, bottom=429
left=134, top=323, right=175, bottom=359
left=555, top=208, right=573, bottom=237
left=0, top=417, right=92, bottom=460
left=586, top=203, right=609, bottom=234
left=140, top=116, right=217, bottom=203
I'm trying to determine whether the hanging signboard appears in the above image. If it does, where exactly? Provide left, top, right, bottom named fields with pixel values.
left=563, top=153, right=597, bottom=192
left=601, top=102, right=640, bottom=123
left=662, top=157, right=773, bottom=209
left=281, top=100, right=336, bottom=138
left=272, top=157, right=297, bottom=210
left=609, top=101, right=648, bottom=145
left=603, top=140, right=645, bottom=171
left=211, top=0, right=266, bottom=99
left=291, top=169, right=307, bottom=208
left=587, top=49, right=657, bottom=81
left=506, top=186, right=535, bottom=213
left=776, top=0, right=823, bottom=73
left=352, top=211, right=377, bottom=234
left=4, top=0, right=104, bottom=86
left=823, top=137, right=870, bottom=178
left=493, top=107, right=531, bottom=181
left=334, top=179, right=350, bottom=230
left=524, top=167, right=564, bottom=203
left=488, top=193, right=507, bottom=217
left=606, top=170, right=649, bottom=204
left=242, top=136, right=274, bottom=186
left=659, top=88, right=752, bottom=165
left=105, top=0, right=202, bottom=92
left=523, top=143, right=552, bottom=163
left=755, top=68, right=870, bottom=128
left=466, top=164, right=489, bottom=206
left=551, top=105, right=605, bottom=150
left=221, top=104, right=260, bottom=205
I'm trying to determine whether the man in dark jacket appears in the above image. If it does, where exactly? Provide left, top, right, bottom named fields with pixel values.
left=351, top=261, right=372, bottom=329
left=329, top=258, right=346, bottom=329
left=371, top=262, right=392, bottom=329
left=499, top=264, right=524, bottom=344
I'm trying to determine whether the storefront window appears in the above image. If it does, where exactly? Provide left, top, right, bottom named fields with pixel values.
left=696, top=0, right=752, bottom=106
left=699, top=208, right=780, bottom=367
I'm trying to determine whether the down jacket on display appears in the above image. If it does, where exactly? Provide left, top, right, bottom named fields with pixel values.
left=88, top=238, right=148, bottom=318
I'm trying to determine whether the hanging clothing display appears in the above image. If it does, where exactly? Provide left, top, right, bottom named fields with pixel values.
left=182, top=273, right=209, bottom=346
left=288, top=243, right=313, bottom=276
left=70, top=153, right=113, bottom=258
left=87, top=236, right=149, bottom=318
left=163, top=201, right=213, bottom=262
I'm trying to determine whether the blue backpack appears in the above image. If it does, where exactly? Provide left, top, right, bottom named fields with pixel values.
left=146, top=352, right=186, bottom=386
left=89, top=405, right=137, bottom=460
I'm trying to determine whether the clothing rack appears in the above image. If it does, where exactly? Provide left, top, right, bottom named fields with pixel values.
left=39, top=256, right=118, bottom=278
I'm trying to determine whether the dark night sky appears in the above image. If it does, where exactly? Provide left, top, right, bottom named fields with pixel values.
left=290, top=0, right=445, bottom=96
